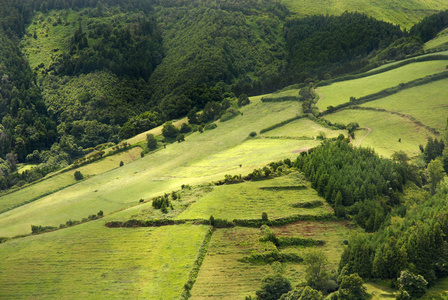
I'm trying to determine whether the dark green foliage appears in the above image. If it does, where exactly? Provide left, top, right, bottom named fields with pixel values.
left=280, top=286, right=323, bottom=300
left=162, top=122, right=179, bottom=138
left=176, top=134, right=185, bottom=143
left=338, top=273, right=367, bottom=300
left=262, top=212, right=268, bottom=222
left=284, top=12, right=405, bottom=83
left=396, top=270, right=428, bottom=299
left=119, top=161, right=124, bottom=167
left=74, top=170, right=83, bottom=180
left=304, top=250, right=334, bottom=292
left=291, top=200, right=323, bottom=209
left=204, top=123, right=217, bottom=131
left=146, top=134, right=158, bottom=151
left=152, top=194, right=171, bottom=211
left=256, top=274, right=292, bottom=300
left=241, top=252, right=303, bottom=264
left=237, top=94, right=250, bottom=107
left=410, top=10, right=448, bottom=43
left=295, top=140, right=405, bottom=229
left=424, top=137, right=445, bottom=164
left=119, top=111, right=164, bottom=140
left=31, top=225, right=57, bottom=234
left=180, top=123, right=192, bottom=133
left=249, top=131, right=257, bottom=138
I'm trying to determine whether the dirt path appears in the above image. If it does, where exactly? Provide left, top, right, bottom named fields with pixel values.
left=353, top=127, right=372, bottom=147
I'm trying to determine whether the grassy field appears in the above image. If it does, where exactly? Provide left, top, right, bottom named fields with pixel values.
left=177, top=172, right=332, bottom=221
left=262, top=118, right=345, bottom=139
left=281, top=0, right=448, bottom=29
left=425, top=28, right=448, bottom=52
left=0, top=98, right=312, bottom=237
left=0, top=221, right=209, bottom=299
left=316, top=60, right=448, bottom=110
left=365, top=283, right=396, bottom=299
left=325, top=109, right=434, bottom=158
left=190, top=221, right=352, bottom=299
left=0, top=147, right=142, bottom=215
left=359, top=78, right=448, bottom=134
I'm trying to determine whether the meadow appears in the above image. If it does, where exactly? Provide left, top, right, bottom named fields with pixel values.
left=0, top=221, right=209, bottom=299
left=0, top=147, right=142, bottom=215
left=262, top=118, right=345, bottom=139
left=177, top=172, right=332, bottom=221
left=316, top=60, right=448, bottom=110
left=0, top=98, right=311, bottom=237
left=190, top=221, right=352, bottom=299
left=281, top=0, right=448, bottom=29
left=324, top=109, right=434, bottom=158
left=359, top=78, right=448, bottom=133
left=425, top=27, right=448, bottom=51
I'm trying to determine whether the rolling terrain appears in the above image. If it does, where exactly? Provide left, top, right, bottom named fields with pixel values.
left=2, top=1, right=448, bottom=299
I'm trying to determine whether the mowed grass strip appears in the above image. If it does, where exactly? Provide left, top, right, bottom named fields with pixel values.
left=177, top=173, right=332, bottom=221
left=262, top=118, right=345, bottom=139
left=325, top=109, right=434, bottom=158
left=0, top=147, right=142, bottom=215
left=317, top=60, right=448, bottom=110
left=0, top=99, right=308, bottom=237
left=281, top=0, right=448, bottom=29
left=0, top=222, right=209, bottom=299
left=359, top=78, right=448, bottom=133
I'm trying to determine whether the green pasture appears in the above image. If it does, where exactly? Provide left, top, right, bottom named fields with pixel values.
left=0, top=222, right=208, bottom=299
left=325, top=109, right=434, bottom=158
left=262, top=118, right=345, bottom=139
left=191, top=221, right=352, bottom=299
left=0, top=147, right=141, bottom=216
left=281, top=0, right=448, bottom=29
left=424, top=276, right=448, bottom=299
left=317, top=60, right=448, bottom=110
left=177, top=172, right=333, bottom=221
left=359, top=78, right=448, bottom=133
left=425, top=28, right=448, bottom=51
left=0, top=99, right=313, bottom=237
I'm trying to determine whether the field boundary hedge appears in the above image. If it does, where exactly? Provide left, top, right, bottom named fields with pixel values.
left=179, top=226, right=213, bottom=299
left=259, top=115, right=306, bottom=134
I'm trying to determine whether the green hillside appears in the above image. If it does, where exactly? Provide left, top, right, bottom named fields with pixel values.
left=3, top=1, right=448, bottom=299
left=281, top=0, right=448, bottom=29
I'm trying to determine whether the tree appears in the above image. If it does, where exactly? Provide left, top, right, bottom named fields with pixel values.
left=303, top=250, right=332, bottom=292
left=256, top=274, right=292, bottom=300
left=338, top=273, right=367, bottom=300
left=176, top=134, right=185, bottom=143
left=279, top=286, right=323, bottom=300
left=238, top=94, right=250, bottom=107
left=147, top=133, right=157, bottom=150
left=162, top=122, right=179, bottom=138
left=74, top=170, right=83, bottom=180
left=396, top=270, right=427, bottom=299
left=427, top=158, right=445, bottom=194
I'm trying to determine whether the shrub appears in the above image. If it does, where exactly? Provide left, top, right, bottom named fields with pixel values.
left=204, top=123, right=217, bottom=131
left=74, top=171, right=83, bottom=180
left=249, top=131, right=257, bottom=137
left=119, top=161, right=124, bottom=167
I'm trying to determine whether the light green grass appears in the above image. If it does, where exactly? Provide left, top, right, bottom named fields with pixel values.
left=360, top=78, right=448, bottom=133
left=0, top=147, right=141, bottom=216
left=425, top=28, right=448, bottom=51
left=281, top=0, right=448, bottom=29
left=365, top=282, right=396, bottom=299
left=177, top=172, right=333, bottom=221
left=317, top=60, right=448, bottom=110
left=263, top=118, right=345, bottom=139
left=325, top=109, right=435, bottom=158
left=191, top=221, right=352, bottom=299
left=0, top=222, right=208, bottom=299
left=0, top=98, right=312, bottom=237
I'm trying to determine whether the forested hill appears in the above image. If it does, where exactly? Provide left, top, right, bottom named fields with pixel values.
left=1, top=0, right=448, bottom=191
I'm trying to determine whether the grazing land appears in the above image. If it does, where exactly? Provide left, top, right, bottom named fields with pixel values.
left=281, top=0, right=448, bottom=29
left=190, top=221, right=352, bottom=299
left=177, top=172, right=332, bottom=221
left=425, top=27, right=448, bottom=51
left=0, top=222, right=209, bottom=299
left=324, top=109, right=434, bottom=158
left=316, top=60, right=448, bottom=110
left=359, top=78, right=448, bottom=133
